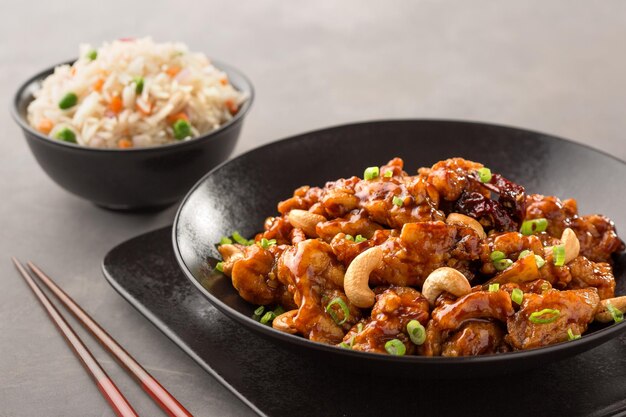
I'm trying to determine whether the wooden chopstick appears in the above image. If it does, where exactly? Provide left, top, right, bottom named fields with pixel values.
left=27, top=261, right=193, bottom=417
left=11, top=258, right=139, bottom=417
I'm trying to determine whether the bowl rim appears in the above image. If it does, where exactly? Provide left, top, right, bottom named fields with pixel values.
left=11, top=57, right=254, bottom=153
left=171, top=119, right=626, bottom=365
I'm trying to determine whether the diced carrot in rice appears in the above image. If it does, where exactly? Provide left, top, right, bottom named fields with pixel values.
left=37, top=119, right=54, bottom=134
left=118, top=139, right=133, bottom=148
left=109, top=95, right=123, bottom=113
left=166, top=112, right=189, bottom=123
left=92, top=78, right=105, bottom=92
left=166, top=65, right=181, bottom=77
left=225, top=99, right=238, bottom=114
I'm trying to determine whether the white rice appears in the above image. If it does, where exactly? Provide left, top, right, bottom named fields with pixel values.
left=27, top=37, right=247, bottom=148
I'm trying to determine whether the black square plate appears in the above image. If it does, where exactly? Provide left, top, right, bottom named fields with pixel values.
left=103, top=227, right=626, bottom=417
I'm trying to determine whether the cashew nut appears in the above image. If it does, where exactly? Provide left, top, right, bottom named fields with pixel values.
left=272, top=310, right=298, bottom=334
left=446, top=213, right=486, bottom=239
left=544, top=227, right=580, bottom=264
left=218, top=244, right=244, bottom=262
left=594, top=296, right=626, bottom=323
left=217, top=244, right=245, bottom=276
left=344, top=246, right=383, bottom=308
left=287, top=209, right=327, bottom=237
left=422, top=267, right=471, bottom=307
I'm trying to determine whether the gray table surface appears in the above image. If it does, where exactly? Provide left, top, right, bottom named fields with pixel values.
left=1, top=1, right=625, bottom=416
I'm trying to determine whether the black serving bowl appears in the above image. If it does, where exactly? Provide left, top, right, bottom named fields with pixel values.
left=12, top=59, right=253, bottom=210
left=173, top=120, right=626, bottom=378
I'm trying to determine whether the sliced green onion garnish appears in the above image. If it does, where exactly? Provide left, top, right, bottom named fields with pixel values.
left=520, top=218, right=548, bottom=235
left=355, top=235, right=367, bottom=243
left=133, top=76, right=144, bottom=94
left=232, top=231, right=253, bottom=246
left=173, top=119, right=192, bottom=140
left=259, top=238, right=277, bottom=249
left=357, top=323, right=364, bottom=333
left=55, top=127, right=77, bottom=143
left=488, top=283, right=500, bottom=292
left=345, top=234, right=354, bottom=241
left=552, top=244, right=566, bottom=266
left=86, top=50, right=98, bottom=60
left=219, top=236, right=233, bottom=245
left=326, top=297, right=350, bottom=325
left=392, top=196, right=404, bottom=207
left=340, top=334, right=356, bottom=349
left=490, top=250, right=506, bottom=262
left=363, top=166, right=379, bottom=180
left=383, top=170, right=393, bottom=178
left=215, top=262, right=224, bottom=272
left=534, top=254, right=546, bottom=269
left=59, top=92, right=78, bottom=110
left=606, top=303, right=624, bottom=323
left=529, top=308, right=560, bottom=324
left=511, top=288, right=524, bottom=305
left=567, top=328, right=581, bottom=341
left=273, top=305, right=285, bottom=316
left=494, top=258, right=513, bottom=271
left=384, top=339, right=406, bottom=356
left=252, top=306, right=264, bottom=321
left=518, top=250, right=532, bottom=259
left=477, top=167, right=492, bottom=183
left=260, top=311, right=276, bottom=325
left=406, top=320, right=426, bottom=345
left=540, top=282, right=550, bottom=292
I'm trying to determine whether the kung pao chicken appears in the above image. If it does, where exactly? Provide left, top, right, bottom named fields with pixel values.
left=215, top=158, right=625, bottom=357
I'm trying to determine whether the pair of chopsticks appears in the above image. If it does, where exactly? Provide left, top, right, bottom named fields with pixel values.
left=12, top=258, right=193, bottom=417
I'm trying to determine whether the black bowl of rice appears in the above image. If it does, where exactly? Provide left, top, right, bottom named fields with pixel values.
left=12, top=38, right=253, bottom=210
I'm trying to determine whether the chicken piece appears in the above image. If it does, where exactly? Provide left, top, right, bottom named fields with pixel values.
left=371, top=221, right=483, bottom=287
left=419, top=290, right=514, bottom=356
left=329, top=229, right=396, bottom=267
left=344, top=287, right=430, bottom=354
left=525, top=194, right=624, bottom=263
left=432, top=290, right=515, bottom=330
left=506, top=288, right=600, bottom=350
left=318, top=177, right=361, bottom=218
left=277, top=239, right=360, bottom=344
left=566, top=256, right=615, bottom=300
left=441, top=321, right=510, bottom=357
left=354, top=171, right=443, bottom=229
left=525, top=194, right=577, bottom=237
left=225, top=244, right=292, bottom=306
left=537, top=261, right=572, bottom=290
left=425, top=157, right=485, bottom=201
left=501, top=279, right=553, bottom=296
left=316, top=209, right=382, bottom=241
left=277, top=185, right=323, bottom=214
left=380, top=157, right=408, bottom=177
left=570, top=215, right=625, bottom=264
left=420, top=321, right=445, bottom=356
left=490, top=232, right=545, bottom=258
left=260, top=216, right=293, bottom=245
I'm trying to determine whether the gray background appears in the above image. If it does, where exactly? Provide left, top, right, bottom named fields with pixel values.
left=1, top=1, right=625, bottom=416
